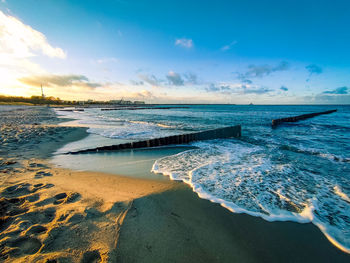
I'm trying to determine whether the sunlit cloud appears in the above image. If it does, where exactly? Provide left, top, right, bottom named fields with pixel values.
left=16, top=74, right=156, bottom=101
left=0, top=10, right=67, bottom=97
left=175, top=38, right=193, bottom=48
left=19, top=74, right=102, bottom=89
left=0, top=10, right=66, bottom=59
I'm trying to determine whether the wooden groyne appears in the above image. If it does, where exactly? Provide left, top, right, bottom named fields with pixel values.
left=272, top=109, right=337, bottom=126
left=66, top=125, right=241, bottom=154
left=57, top=108, right=84, bottom=112
left=101, top=106, right=189, bottom=111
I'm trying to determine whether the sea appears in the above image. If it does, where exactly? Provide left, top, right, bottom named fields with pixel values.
left=54, top=104, right=350, bottom=253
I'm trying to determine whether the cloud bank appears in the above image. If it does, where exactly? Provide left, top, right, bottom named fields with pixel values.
left=206, top=83, right=273, bottom=95
left=244, top=61, right=290, bottom=78
left=236, top=61, right=290, bottom=83
left=323, top=86, right=348, bottom=95
left=19, top=74, right=101, bottom=89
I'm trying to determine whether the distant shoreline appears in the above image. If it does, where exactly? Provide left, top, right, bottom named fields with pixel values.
left=1, top=102, right=349, bottom=107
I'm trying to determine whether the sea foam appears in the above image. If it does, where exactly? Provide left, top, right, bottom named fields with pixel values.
left=152, top=139, right=350, bottom=253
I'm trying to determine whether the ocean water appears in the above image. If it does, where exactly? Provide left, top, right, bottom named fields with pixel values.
left=55, top=105, right=350, bottom=253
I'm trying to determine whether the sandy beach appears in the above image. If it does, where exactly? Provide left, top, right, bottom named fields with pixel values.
left=1, top=106, right=349, bottom=263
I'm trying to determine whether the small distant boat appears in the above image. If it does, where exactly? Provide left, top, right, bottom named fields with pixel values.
left=249, top=102, right=254, bottom=105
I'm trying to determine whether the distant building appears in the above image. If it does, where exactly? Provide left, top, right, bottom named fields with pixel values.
left=134, top=101, right=145, bottom=104
left=110, top=99, right=139, bottom=105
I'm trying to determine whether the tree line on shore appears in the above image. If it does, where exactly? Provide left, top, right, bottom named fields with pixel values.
left=0, top=95, right=81, bottom=105
left=0, top=95, right=142, bottom=105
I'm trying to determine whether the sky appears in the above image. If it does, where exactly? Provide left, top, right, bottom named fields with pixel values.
left=0, top=0, right=349, bottom=104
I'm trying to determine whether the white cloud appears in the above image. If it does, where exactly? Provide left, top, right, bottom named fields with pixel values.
left=0, top=10, right=66, bottom=59
left=175, top=38, right=193, bottom=48
left=0, top=10, right=68, bottom=97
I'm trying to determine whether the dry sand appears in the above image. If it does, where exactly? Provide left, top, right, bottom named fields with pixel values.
left=1, top=105, right=349, bottom=262
left=0, top=159, right=175, bottom=262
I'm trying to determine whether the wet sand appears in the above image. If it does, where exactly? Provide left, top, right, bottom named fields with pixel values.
left=0, top=105, right=349, bottom=262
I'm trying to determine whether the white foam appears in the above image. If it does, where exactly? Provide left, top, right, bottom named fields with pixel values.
left=152, top=139, right=350, bottom=254
left=54, top=108, right=179, bottom=140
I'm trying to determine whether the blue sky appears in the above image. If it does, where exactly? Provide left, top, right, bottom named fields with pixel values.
left=0, top=0, right=349, bottom=104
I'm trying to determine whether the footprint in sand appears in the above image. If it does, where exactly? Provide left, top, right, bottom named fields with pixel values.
left=21, top=207, right=56, bottom=224
left=32, top=183, right=54, bottom=191
left=66, top=192, right=81, bottom=203
left=6, top=236, right=42, bottom=255
left=17, top=220, right=32, bottom=231
left=7, top=206, right=28, bottom=216
left=25, top=225, right=47, bottom=236
left=26, top=193, right=40, bottom=203
left=28, top=163, right=47, bottom=169
left=53, top=193, right=67, bottom=205
left=43, top=184, right=54, bottom=189
left=0, top=216, right=13, bottom=232
left=34, top=171, right=53, bottom=179
left=54, top=192, right=81, bottom=205
left=2, top=183, right=33, bottom=198
left=35, top=192, right=81, bottom=207
left=0, top=197, right=27, bottom=217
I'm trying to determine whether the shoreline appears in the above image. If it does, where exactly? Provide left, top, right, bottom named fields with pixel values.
left=1, top=105, right=349, bottom=262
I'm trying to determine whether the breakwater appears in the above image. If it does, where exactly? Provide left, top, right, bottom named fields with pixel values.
left=66, top=125, right=241, bottom=154
left=100, top=106, right=189, bottom=111
left=272, top=109, right=337, bottom=126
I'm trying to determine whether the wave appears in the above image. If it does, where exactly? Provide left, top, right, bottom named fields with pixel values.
left=279, top=144, right=350, bottom=163
left=152, top=139, right=350, bottom=254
